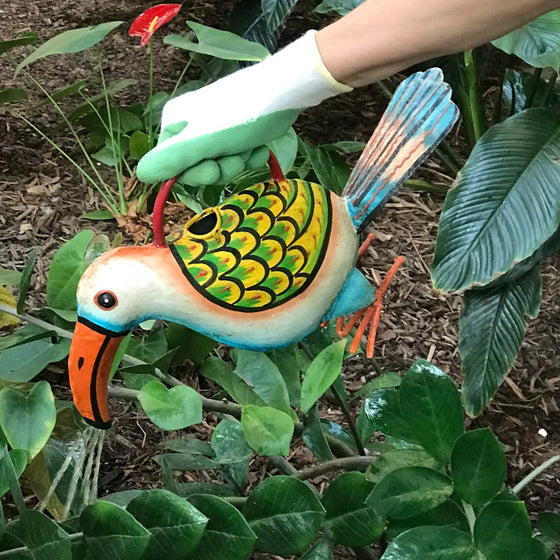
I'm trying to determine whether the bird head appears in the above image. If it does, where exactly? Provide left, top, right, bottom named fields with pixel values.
left=68, top=245, right=183, bottom=428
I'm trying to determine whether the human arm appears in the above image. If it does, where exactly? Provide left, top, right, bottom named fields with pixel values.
left=317, top=0, right=560, bottom=86
left=137, top=0, right=560, bottom=184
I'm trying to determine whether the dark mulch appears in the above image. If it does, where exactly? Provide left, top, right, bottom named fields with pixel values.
left=1, top=1, right=559, bottom=559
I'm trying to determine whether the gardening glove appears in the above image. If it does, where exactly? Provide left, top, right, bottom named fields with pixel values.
left=136, top=30, right=352, bottom=186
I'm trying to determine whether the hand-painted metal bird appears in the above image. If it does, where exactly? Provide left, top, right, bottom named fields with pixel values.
left=68, top=69, right=458, bottom=428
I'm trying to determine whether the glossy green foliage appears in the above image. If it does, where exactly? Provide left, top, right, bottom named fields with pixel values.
left=16, top=22, right=123, bottom=74
left=433, top=109, right=560, bottom=292
left=137, top=381, right=202, bottom=430
left=493, top=10, right=560, bottom=70
left=165, top=21, right=269, bottom=61
left=459, top=265, right=542, bottom=415
left=450, top=429, right=506, bottom=506
left=322, top=472, right=384, bottom=546
left=243, top=476, right=325, bottom=555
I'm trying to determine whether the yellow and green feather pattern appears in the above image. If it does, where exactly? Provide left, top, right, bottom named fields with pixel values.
left=170, top=179, right=333, bottom=312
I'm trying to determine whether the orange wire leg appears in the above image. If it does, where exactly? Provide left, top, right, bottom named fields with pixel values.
left=358, top=233, right=376, bottom=260
left=339, top=256, right=405, bottom=358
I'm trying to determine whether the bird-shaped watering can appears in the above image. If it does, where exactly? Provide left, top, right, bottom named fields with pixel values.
left=68, top=69, right=458, bottom=428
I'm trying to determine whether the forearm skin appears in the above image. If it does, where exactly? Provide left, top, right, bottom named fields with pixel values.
left=316, top=0, right=560, bottom=87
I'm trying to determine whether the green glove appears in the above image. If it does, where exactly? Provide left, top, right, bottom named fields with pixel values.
left=136, top=30, right=352, bottom=186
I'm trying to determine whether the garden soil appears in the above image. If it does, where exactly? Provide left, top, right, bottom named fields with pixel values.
left=0, top=1, right=559, bottom=558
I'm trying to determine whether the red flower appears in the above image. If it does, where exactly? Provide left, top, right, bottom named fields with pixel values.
left=129, top=4, right=181, bottom=46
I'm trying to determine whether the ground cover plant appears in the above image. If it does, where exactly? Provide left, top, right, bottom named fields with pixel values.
left=0, top=1, right=559, bottom=559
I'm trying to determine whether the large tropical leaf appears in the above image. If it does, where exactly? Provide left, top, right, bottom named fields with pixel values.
left=432, top=108, right=560, bottom=292
left=230, top=0, right=300, bottom=53
left=492, top=10, right=560, bottom=70
left=459, top=265, right=542, bottom=416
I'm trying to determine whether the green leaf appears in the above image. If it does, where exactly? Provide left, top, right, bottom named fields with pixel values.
left=126, top=328, right=168, bottom=365
left=241, top=405, right=293, bottom=456
left=366, top=447, right=439, bottom=484
left=211, top=418, right=251, bottom=491
left=80, top=210, right=115, bottom=221
left=537, top=512, right=560, bottom=546
left=320, top=419, right=357, bottom=452
left=128, top=131, right=150, bottom=161
left=474, top=500, right=532, bottom=560
left=451, top=428, right=506, bottom=506
left=381, top=526, right=476, bottom=560
left=69, top=79, right=138, bottom=122
left=301, top=139, right=351, bottom=195
left=267, top=345, right=302, bottom=407
left=0, top=381, right=56, bottom=460
left=0, top=88, right=27, bottom=107
left=165, top=21, right=269, bottom=61
left=138, top=381, right=202, bottom=430
left=244, top=476, right=325, bottom=555
left=234, top=350, right=291, bottom=412
left=322, top=472, right=384, bottom=547
left=386, top=499, right=469, bottom=540
left=47, top=230, right=93, bottom=310
left=358, top=387, right=417, bottom=444
left=315, top=0, right=364, bottom=16
left=0, top=268, right=22, bottom=287
left=366, top=466, right=453, bottom=520
left=267, top=128, right=298, bottom=175
left=230, top=0, right=295, bottom=52
left=9, top=510, right=71, bottom=560
left=188, top=494, right=255, bottom=560
left=164, top=438, right=214, bottom=455
left=201, top=357, right=265, bottom=406
left=302, top=403, right=333, bottom=461
left=399, top=359, right=464, bottom=463
left=165, top=323, right=217, bottom=365
left=300, top=339, right=345, bottom=413
left=493, top=10, right=560, bottom=70
left=126, top=489, right=207, bottom=559
left=459, top=266, right=542, bottom=416
left=0, top=324, right=53, bottom=352
left=0, top=32, right=37, bottom=54
left=17, top=247, right=38, bottom=314
left=355, top=372, right=402, bottom=399
left=300, top=539, right=333, bottom=560
left=526, top=537, right=554, bottom=560
left=81, top=501, right=150, bottom=560
left=262, top=0, right=300, bottom=33
left=0, top=448, right=27, bottom=498
left=16, top=22, right=123, bottom=74
left=432, top=109, right=560, bottom=292
left=0, top=336, right=70, bottom=382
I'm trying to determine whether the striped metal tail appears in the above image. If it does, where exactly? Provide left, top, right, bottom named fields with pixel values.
left=343, top=68, right=459, bottom=232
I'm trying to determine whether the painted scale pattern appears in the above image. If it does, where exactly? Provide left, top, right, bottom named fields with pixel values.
left=171, top=179, right=333, bottom=311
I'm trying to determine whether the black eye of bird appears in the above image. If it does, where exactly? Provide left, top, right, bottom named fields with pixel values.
left=95, top=291, right=117, bottom=310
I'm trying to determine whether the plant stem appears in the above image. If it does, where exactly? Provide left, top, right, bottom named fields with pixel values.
left=169, top=55, right=194, bottom=99
left=12, top=115, right=118, bottom=213
left=330, top=385, right=366, bottom=456
left=294, top=456, right=374, bottom=480
left=269, top=455, right=298, bottom=476
left=542, top=70, right=558, bottom=108
left=513, top=455, right=560, bottom=494
left=0, top=533, right=84, bottom=558
left=25, top=73, right=109, bottom=194
left=5, top=451, right=26, bottom=515
left=463, top=49, right=486, bottom=145
left=224, top=496, right=247, bottom=507
left=404, top=179, right=449, bottom=197
left=525, top=67, right=543, bottom=109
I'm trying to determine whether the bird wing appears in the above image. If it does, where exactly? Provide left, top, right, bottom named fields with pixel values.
left=170, top=179, right=333, bottom=311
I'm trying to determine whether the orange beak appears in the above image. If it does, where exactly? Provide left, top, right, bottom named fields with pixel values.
left=68, top=318, right=127, bottom=429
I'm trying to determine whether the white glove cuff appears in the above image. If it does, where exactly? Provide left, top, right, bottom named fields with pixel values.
left=263, top=30, right=353, bottom=110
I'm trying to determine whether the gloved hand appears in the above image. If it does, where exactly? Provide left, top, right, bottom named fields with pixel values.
left=136, top=30, right=352, bottom=186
